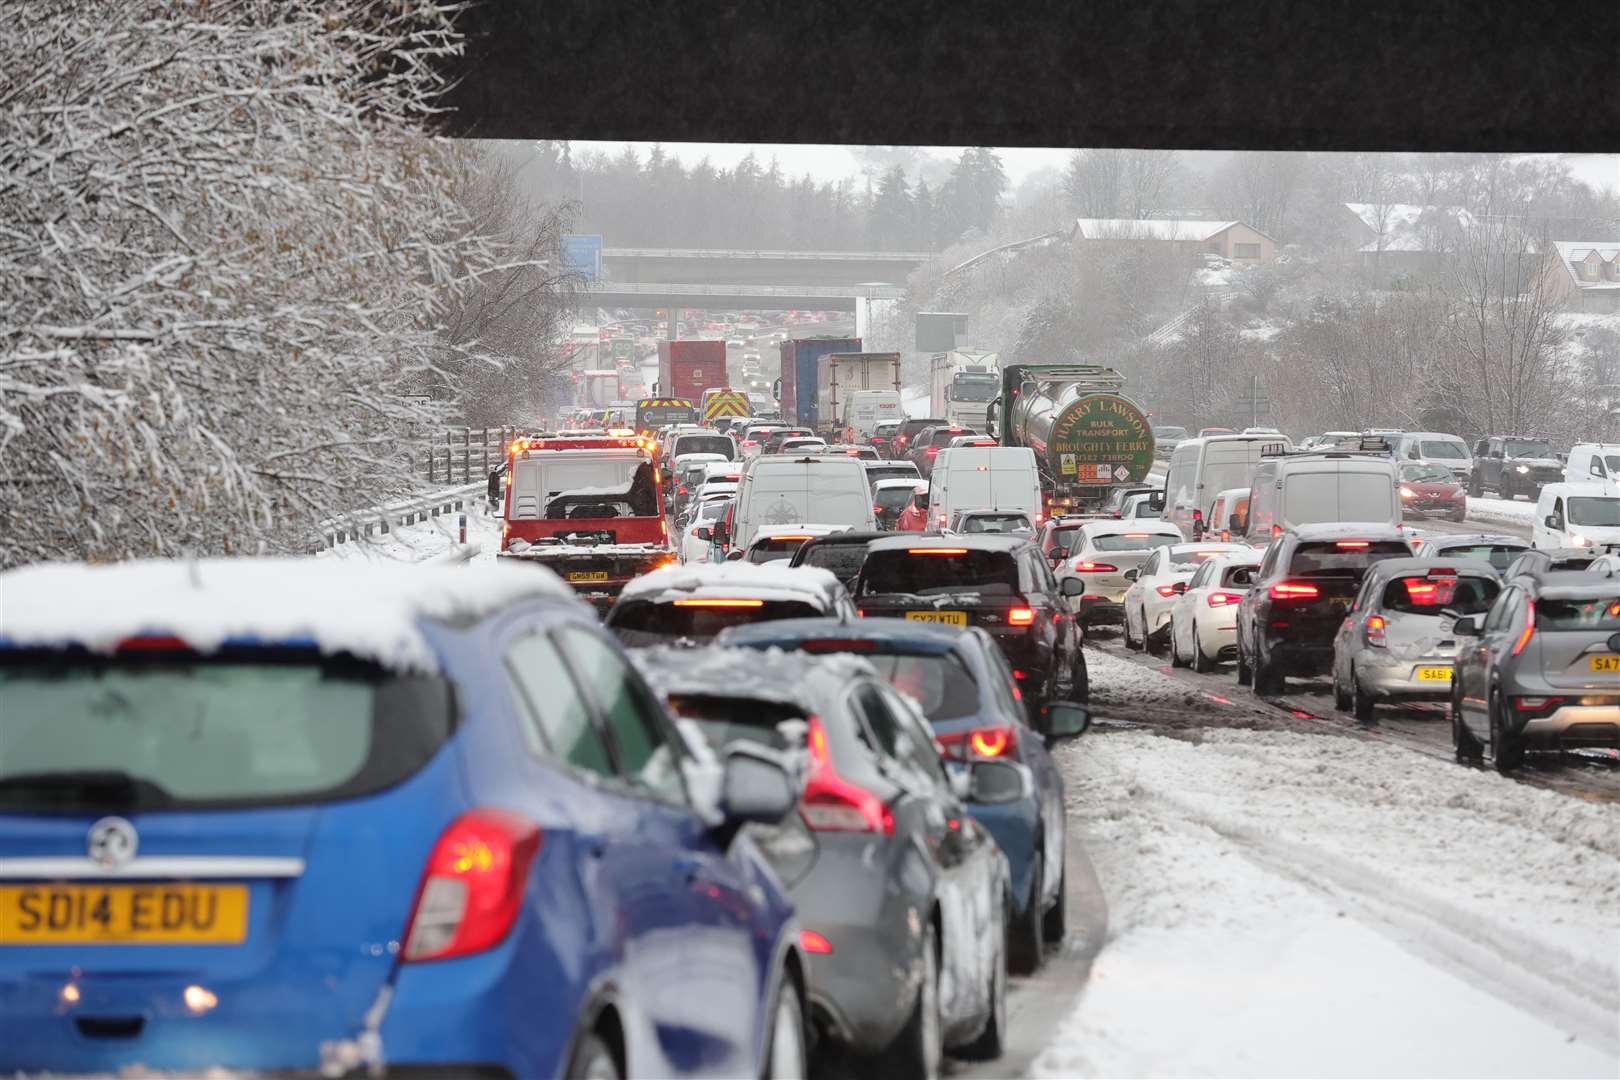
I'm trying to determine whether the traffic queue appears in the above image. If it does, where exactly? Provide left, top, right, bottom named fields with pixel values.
left=1, top=383, right=1615, bottom=1079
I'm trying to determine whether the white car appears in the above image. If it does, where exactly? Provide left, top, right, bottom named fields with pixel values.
left=776, top=436, right=828, bottom=454
left=1122, top=542, right=1252, bottom=653
left=947, top=510, right=1033, bottom=537
left=1118, top=491, right=1164, bottom=520
left=1055, top=520, right=1184, bottom=627
left=1169, top=552, right=1263, bottom=671
left=740, top=523, right=851, bottom=564
left=680, top=498, right=731, bottom=563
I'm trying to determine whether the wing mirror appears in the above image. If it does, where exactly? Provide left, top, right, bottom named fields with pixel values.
left=1122, top=568, right=1139, bottom=582
left=1039, top=701, right=1091, bottom=743
left=1450, top=614, right=1483, bottom=636
left=695, top=526, right=713, bottom=541
left=1060, top=576, right=1086, bottom=597
left=725, top=549, right=745, bottom=561
left=1544, top=514, right=1562, bottom=530
left=1171, top=581, right=1187, bottom=595
left=966, top=760, right=1034, bottom=804
left=719, top=745, right=797, bottom=832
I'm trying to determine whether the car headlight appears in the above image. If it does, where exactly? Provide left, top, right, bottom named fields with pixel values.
left=1399, top=486, right=1416, bottom=498
left=1515, top=465, right=1530, bottom=474
left=1570, top=533, right=1591, bottom=547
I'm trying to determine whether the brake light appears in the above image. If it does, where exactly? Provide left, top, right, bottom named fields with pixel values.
left=1270, top=581, right=1320, bottom=599
left=1155, top=584, right=1180, bottom=597
left=1073, top=561, right=1117, bottom=572
left=801, top=717, right=894, bottom=834
left=798, top=639, right=878, bottom=652
left=1008, top=607, right=1036, bottom=626
left=770, top=535, right=814, bottom=542
left=115, top=636, right=190, bottom=652
left=403, top=810, right=542, bottom=962
left=1365, top=614, right=1387, bottom=647
left=742, top=440, right=757, bottom=447
left=1511, top=598, right=1535, bottom=656
left=1033, top=512, right=1044, bottom=524
left=937, top=726, right=1019, bottom=760
left=1206, top=591, right=1244, bottom=607
left=1513, top=695, right=1565, bottom=715
left=926, top=448, right=940, bottom=457
left=678, top=485, right=688, bottom=495
left=672, top=598, right=765, bottom=608
left=1336, top=540, right=1370, bottom=549
left=800, top=930, right=834, bottom=954
left=910, top=547, right=968, bottom=555
left=874, top=504, right=884, bottom=514
left=1123, top=532, right=1151, bottom=539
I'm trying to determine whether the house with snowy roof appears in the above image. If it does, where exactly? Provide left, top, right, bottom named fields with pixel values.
left=1069, top=218, right=1276, bottom=266
left=1546, top=241, right=1620, bottom=314
left=1338, top=203, right=1476, bottom=280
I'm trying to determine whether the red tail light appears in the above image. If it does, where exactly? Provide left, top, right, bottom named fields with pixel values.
left=1073, top=561, right=1117, bottom=573
left=1364, top=614, right=1387, bottom=647
left=1511, top=598, right=1536, bottom=656
left=1335, top=540, right=1370, bottom=549
left=403, top=810, right=542, bottom=962
left=1270, top=581, right=1320, bottom=599
left=678, top=485, right=688, bottom=495
left=1008, top=607, right=1036, bottom=626
left=926, top=448, right=940, bottom=456
left=1155, top=584, right=1180, bottom=597
left=937, top=726, right=1018, bottom=761
left=910, top=547, right=968, bottom=555
left=801, top=717, right=894, bottom=834
left=1513, top=695, right=1564, bottom=716
left=800, top=930, right=834, bottom=954
left=1206, top=591, right=1244, bottom=607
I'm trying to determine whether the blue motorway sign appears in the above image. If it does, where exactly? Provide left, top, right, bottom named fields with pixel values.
left=560, top=234, right=603, bottom=282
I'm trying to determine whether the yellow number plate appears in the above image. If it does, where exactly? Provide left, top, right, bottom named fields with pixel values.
left=1590, top=655, right=1620, bottom=673
left=0, top=884, right=248, bottom=945
left=907, top=611, right=967, bottom=626
left=1415, top=666, right=1452, bottom=682
left=567, top=571, right=610, bottom=583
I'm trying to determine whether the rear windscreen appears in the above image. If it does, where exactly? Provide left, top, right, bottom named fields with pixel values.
left=797, top=542, right=873, bottom=580
left=1089, top=533, right=1179, bottom=552
left=865, top=653, right=980, bottom=721
left=608, top=600, right=823, bottom=644
left=673, top=435, right=734, bottom=460
left=1537, top=597, right=1620, bottom=631
left=0, top=655, right=451, bottom=811
left=1284, top=471, right=1395, bottom=525
left=957, top=514, right=1030, bottom=534
left=747, top=537, right=810, bottom=563
left=865, top=465, right=920, bottom=485
left=1381, top=575, right=1499, bottom=615
left=860, top=550, right=1019, bottom=596
left=1436, top=543, right=1525, bottom=570
left=875, top=487, right=913, bottom=510
left=1046, top=526, right=1082, bottom=555
left=666, top=696, right=804, bottom=750
left=1289, top=541, right=1411, bottom=574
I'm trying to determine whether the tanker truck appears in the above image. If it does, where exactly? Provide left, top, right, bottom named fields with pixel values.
left=985, top=364, right=1156, bottom=513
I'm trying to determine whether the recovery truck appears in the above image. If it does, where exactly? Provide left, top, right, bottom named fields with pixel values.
left=816, top=351, right=902, bottom=441
left=775, top=336, right=860, bottom=428
left=985, top=364, right=1157, bottom=516
left=929, top=349, right=1001, bottom=429
left=498, top=433, right=677, bottom=608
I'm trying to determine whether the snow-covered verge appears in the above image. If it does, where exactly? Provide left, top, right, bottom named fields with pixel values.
left=1467, top=495, right=1539, bottom=531
left=321, top=504, right=505, bottom=565
left=1037, top=725, right=1620, bottom=1078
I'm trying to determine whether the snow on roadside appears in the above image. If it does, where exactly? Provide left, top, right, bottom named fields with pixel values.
left=1467, top=495, right=1538, bottom=531
left=320, top=503, right=503, bottom=565
left=1037, top=691, right=1620, bottom=1075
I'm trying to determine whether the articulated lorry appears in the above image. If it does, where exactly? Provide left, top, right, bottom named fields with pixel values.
left=776, top=336, right=860, bottom=428
left=986, top=364, right=1156, bottom=514
left=929, top=350, right=1001, bottom=430
left=817, top=352, right=902, bottom=441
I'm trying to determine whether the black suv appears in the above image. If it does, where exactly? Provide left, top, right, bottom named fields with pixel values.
left=788, top=530, right=887, bottom=588
left=890, top=416, right=946, bottom=460
left=904, top=424, right=978, bottom=479
left=851, top=534, right=1088, bottom=707
left=1236, top=523, right=1413, bottom=693
left=1470, top=435, right=1563, bottom=501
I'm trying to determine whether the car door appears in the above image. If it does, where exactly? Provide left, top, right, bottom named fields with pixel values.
left=1458, top=588, right=1514, bottom=735
left=553, top=626, right=763, bottom=1077
left=1028, top=551, right=1077, bottom=680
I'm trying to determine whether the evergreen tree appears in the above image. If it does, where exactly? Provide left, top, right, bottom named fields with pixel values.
left=868, top=165, right=913, bottom=251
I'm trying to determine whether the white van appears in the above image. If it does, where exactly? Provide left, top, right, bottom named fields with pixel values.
left=728, top=455, right=877, bottom=549
left=838, top=390, right=903, bottom=443
left=1241, top=451, right=1401, bottom=544
left=1533, top=482, right=1620, bottom=550
left=925, top=446, right=1042, bottom=531
left=1564, top=443, right=1620, bottom=495
left=1391, top=431, right=1472, bottom=481
left=1163, top=433, right=1293, bottom=539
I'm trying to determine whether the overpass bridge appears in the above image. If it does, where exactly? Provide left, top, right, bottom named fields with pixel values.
left=601, top=247, right=930, bottom=288
left=583, top=281, right=905, bottom=314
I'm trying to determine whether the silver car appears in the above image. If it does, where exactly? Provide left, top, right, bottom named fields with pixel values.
left=1451, top=571, right=1620, bottom=771
left=1331, top=559, right=1502, bottom=721
left=1409, top=533, right=1529, bottom=575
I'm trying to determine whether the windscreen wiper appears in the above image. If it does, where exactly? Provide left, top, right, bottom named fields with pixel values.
left=0, top=769, right=175, bottom=810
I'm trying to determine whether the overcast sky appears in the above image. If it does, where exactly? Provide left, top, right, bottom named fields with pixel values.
left=567, top=143, right=1619, bottom=196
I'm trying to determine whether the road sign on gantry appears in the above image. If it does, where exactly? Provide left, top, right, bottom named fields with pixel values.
left=561, top=234, right=603, bottom=282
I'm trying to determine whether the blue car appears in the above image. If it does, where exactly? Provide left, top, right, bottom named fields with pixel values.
left=716, top=618, right=1087, bottom=974
left=0, top=559, right=807, bottom=1078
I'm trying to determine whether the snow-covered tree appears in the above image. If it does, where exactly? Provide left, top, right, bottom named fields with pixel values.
left=0, top=1, right=567, bottom=566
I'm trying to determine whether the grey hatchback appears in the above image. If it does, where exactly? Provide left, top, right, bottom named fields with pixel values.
left=1451, top=571, right=1620, bottom=771
left=1331, top=558, right=1501, bottom=721
left=632, top=645, right=1013, bottom=1076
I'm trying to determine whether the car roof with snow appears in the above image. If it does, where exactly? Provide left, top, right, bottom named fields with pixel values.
left=750, top=524, right=851, bottom=542
left=1529, top=571, right=1620, bottom=600
left=1078, top=519, right=1183, bottom=538
left=0, top=559, right=578, bottom=672
left=632, top=642, right=872, bottom=707
left=614, top=561, right=846, bottom=605
left=1286, top=522, right=1410, bottom=542
left=873, top=477, right=926, bottom=491
left=1416, top=533, right=1527, bottom=549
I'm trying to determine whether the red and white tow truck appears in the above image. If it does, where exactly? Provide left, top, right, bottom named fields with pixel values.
left=498, top=433, right=677, bottom=607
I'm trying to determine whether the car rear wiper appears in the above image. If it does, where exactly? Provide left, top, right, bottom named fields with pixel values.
left=0, top=769, right=175, bottom=810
